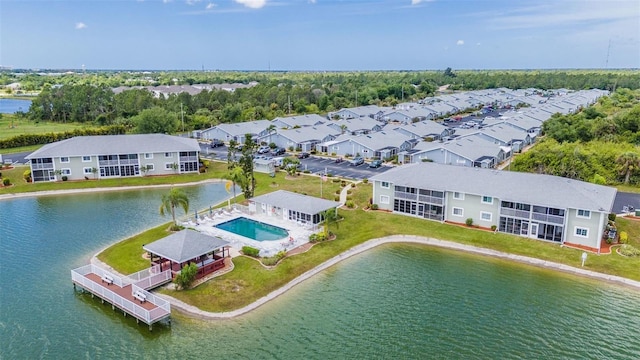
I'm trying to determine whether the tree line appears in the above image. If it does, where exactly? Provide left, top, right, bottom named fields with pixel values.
left=512, top=88, right=640, bottom=185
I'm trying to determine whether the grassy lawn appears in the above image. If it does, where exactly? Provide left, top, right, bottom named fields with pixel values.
left=0, top=115, right=90, bottom=140
left=5, top=156, right=640, bottom=313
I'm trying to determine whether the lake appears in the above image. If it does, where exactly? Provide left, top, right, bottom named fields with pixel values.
left=0, top=98, right=32, bottom=114
left=1, top=184, right=639, bottom=359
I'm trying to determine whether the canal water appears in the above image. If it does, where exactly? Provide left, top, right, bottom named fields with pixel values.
left=1, top=184, right=640, bottom=359
left=0, top=98, right=32, bottom=113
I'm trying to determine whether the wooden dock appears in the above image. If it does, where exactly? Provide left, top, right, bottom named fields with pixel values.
left=71, top=264, right=172, bottom=330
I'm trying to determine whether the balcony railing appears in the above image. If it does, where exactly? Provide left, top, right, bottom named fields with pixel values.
left=395, top=191, right=417, bottom=200
left=31, top=163, right=54, bottom=170
left=531, top=212, right=564, bottom=224
left=418, top=195, right=444, bottom=205
left=500, top=208, right=531, bottom=219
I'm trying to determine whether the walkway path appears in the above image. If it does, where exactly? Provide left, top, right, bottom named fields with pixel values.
left=159, top=234, right=640, bottom=320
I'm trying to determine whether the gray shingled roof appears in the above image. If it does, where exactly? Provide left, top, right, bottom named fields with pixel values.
left=26, top=134, right=199, bottom=159
left=251, top=190, right=341, bottom=215
left=370, top=162, right=617, bottom=212
left=142, top=229, right=229, bottom=264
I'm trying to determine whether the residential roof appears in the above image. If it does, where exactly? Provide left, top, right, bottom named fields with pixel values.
left=392, top=120, right=449, bottom=138
left=370, top=162, right=617, bottom=212
left=273, top=126, right=339, bottom=143
left=26, top=134, right=200, bottom=159
left=412, top=135, right=504, bottom=162
left=328, top=117, right=384, bottom=132
left=142, top=229, right=230, bottom=264
left=271, top=114, right=326, bottom=128
left=250, top=190, right=341, bottom=215
left=213, top=120, right=273, bottom=137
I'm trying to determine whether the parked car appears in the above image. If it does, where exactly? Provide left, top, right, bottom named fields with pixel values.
left=210, top=139, right=224, bottom=148
left=297, top=152, right=310, bottom=159
left=257, top=145, right=271, bottom=154
left=272, top=157, right=284, bottom=167
left=349, top=157, right=364, bottom=166
left=335, top=157, right=345, bottom=163
left=271, top=147, right=286, bottom=156
left=368, top=159, right=383, bottom=168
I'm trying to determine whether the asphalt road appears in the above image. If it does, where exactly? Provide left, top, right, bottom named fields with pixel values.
left=0, top=150, right=31, bottom=165
left=613, top=191, right=640, bottom=215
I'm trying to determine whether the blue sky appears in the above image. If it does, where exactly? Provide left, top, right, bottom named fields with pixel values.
left=1, top=0, right=638, bottom=70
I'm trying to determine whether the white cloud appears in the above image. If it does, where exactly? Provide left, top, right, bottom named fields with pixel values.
left=162, top=0, right=172, bottom=3
left=75, top=22, right=87, bottom=30
left=411, top=0, right=434, bottom=5
left=234, top=0, right=266, bottom=9
left=476, top=42, right=481, bottom=46
left=308, top=0, right=316, bottom=3
left=206, top=2, right=216, bottom=10
left=186, top=0, right=201, bottom=5
left=456, top=40, right=464, bottom=46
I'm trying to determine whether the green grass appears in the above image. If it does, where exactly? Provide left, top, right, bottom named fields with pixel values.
left=6, top=158, right=640, bottom=312
left=0, top=115, right=90, bottom=140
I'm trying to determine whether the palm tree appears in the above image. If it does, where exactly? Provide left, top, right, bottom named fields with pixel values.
left=226, top=166, right=246, bottom=202
left=322, top=208, right=340, bottom=237
left=265, top=124, right=277, bottom=144
left=616, top=151, right=640, bottom=184
left=159, top=188, right=190, bottom=225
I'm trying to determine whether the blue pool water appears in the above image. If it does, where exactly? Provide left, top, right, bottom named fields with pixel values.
left=216, top=217, right=289, bottom=241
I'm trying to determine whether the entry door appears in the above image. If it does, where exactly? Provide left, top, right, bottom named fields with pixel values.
left=530, top=223, right=539, bottom=239
left=521, top=221, right=529, bottom=236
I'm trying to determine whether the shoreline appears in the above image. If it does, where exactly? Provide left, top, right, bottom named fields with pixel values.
left=0, top=178, right=225, bottom=201
left=147, top=234, right=640, bottom=320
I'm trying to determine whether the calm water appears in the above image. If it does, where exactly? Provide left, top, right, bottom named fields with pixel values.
left=216, top=216, right=289, bottom=241
left=2, top=185, right=640, bottom=359
left=0, top=98, right=31, bottom=113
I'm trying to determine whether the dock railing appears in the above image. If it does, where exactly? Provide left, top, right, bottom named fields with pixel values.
left=71, top=264, right=171, bottom=324
left=127, top=265, right=172, bottom=290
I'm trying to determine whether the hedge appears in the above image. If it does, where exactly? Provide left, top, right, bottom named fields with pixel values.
left=0, top=125, right=127, bottom=149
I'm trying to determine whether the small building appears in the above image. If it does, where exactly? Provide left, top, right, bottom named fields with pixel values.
left=143, top=230, right=230, bottom=279
left=25, top=134, right=200, bottom=182
left=249, top=190, right=341, bottom=225
left=199, top=120, right=272, bottom=144
left=253, top=158, right=276, bottom=176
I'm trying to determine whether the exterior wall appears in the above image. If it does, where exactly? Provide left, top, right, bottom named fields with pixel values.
left=412, top=149, right=472, bottom=166
left=372, top=180, right=395, bottom=211
left=327, top=140, right=375, bottom=158
left=200, top=128, right=231, bottom=142
left=55, top=155, right=97, bottom=181
left=564, top=208, right=605, bottom=249
left=446, top=192, right=499, bottom=228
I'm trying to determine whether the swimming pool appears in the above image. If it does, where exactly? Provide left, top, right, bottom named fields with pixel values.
left=215, top=217, right=289, bottom=241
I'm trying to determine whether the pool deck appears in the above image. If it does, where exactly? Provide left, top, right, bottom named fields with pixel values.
left=183, top=208, right=316, bottom=257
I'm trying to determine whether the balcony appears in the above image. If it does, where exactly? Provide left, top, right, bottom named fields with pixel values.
left=531, top=212, right=564, bottom=224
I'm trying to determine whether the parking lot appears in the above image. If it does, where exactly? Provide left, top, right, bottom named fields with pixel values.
left=199, top=143, right=392, bottom=180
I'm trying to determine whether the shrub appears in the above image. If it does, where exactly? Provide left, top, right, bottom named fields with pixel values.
left=619, top=244, right=640, bottom=257
left=346, top=200, right=355, bottom=208
left=619, top=231, right=628, bottom=244
left=261, top=251, right=286, bottom=266
left=491, top=225, right=497, bottom=231
left=362, top=178, right=368, bottom=184
left=331, top=152, right=336, bottom=156
left=3, top=178, right=11, bottom=186
left=465, top=218, right=474, bottom=226
left=332, top=178, right=341, bottom=183
left=0, top=125, right=126, bottom=149
left=608, top=213, right=617, bottom=222
left=269, top=142, right=276, bottom=149
left=174, top=262, right=198, bottom=290
left=288, top=146, right=294, bottom=151
left=61, top=176, right=68, bottom=181
left=303, top=170, right=311, bottom=174
left=334, top=196, right=340, bottom=201
left=335, top=189, right=341, bottom=194
left=326, top=173, right=334, bottom=177
left=371, top=204, right=379, bottom=210
left=309, top=232, right=328, bottom=243
left=169, top=224, right=185, bottom=232
left=347, top=190, right=352, bottom=195
left=242, top=246, right=260, bottom=258
left=346, top=196, right=353, bottom=201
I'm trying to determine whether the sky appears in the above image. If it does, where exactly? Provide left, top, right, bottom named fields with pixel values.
left=1, top=0, right=639, bottom=71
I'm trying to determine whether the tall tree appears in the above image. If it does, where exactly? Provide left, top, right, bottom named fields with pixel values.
left=265, top=124, right=277, bottom=144
left=134, top=107, right=177, bottom=134
left=226, top=166, right=246, bottom=201
left=159, top=188, right=190, bottom=225
left=616, top=151, right=640, bottom=184
left=238, top=134, right=257, bottom=198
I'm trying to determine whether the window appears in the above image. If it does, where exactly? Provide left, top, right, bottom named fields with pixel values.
left=61, top=168, right=71, bottom=175
left=381, top=181, right=390, bottom=189
left=145, top=164, right=155, bottom=171
left=453, top=192, right=464, bottom=200
left=577, top=209, right=591, bottom=219
left=165, top=163, right=175, bottom=170
left=82, top=156, right=91, bottom=162
left=452, top=207, right=464, bottom=217
left=164, top=152, right=172, bottom=158
left=380, top=195, right=390, bottom=204
left=83, top=167, right=93, bottom=174
left=60, top=157, right=69, bottom=163
left=482, top=196, right=493, bottom=204
left=480, top=211, right=492, bottom=221
left=575, top=227, right=588, bottom=238
left=145, top=153, right=153, bottom=159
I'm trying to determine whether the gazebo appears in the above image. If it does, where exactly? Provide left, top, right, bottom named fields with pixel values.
left=249, top=190, right=341, bottom=225
left=143, top=229, right=230, bottom=279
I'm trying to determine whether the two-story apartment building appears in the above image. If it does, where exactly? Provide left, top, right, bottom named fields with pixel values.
left=370, top=162, right=617, bottom=252
left=26, top=134, right=200, bottom=182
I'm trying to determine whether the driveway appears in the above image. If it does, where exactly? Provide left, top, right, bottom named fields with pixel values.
left=613, top=191, right=640, bottom=214
left=298, top=156, right=392, bottom=180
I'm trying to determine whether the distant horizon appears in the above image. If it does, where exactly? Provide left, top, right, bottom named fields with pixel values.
left=1, top=0, right=638, bottom=70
